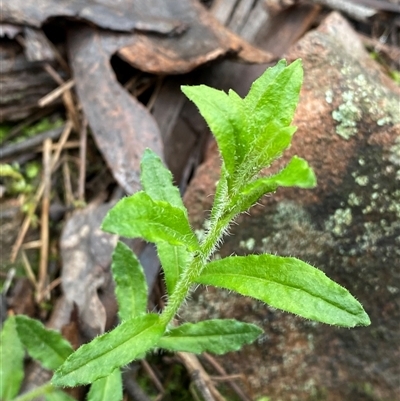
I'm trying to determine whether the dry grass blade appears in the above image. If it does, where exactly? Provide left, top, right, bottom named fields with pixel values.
left=21, top=249, right=37, bottom=286
left=37, top=138, right=52, bottom=302
left=44, top=64, right=80, bottom=131
left=78, top=117, right=87, bottom=203
left=38, top=79, right=75, bottom=108
left=10, top=121, right=73, bottom=263
left=38, top=277, right=62, bottom=302
left=62, top=158, right=75, bottom=206
left=21, top=240, right=42, bottom=250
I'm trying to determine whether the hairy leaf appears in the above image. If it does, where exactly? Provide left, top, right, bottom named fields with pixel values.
left=228, top=156, right=316, bottom=216
left=268, top=156, right=317, bottom=188
left=210, top=164, right=229, bottom=225
left=245, top=59, right=287, bottom=109
left=139, top=149, right=193, bottom=296
left=196, top=255, right=370, bottom=327
left=140, top=148, right=186, bottom=213
left=250, top=59, right=303, bottom=129
left=182, top=60, right=304, bottom=195
left=87, top=369, right=122, bottom=401
left=45, top=390, right=78, bottom=401
left=112, top=241, right=148, bottom=321
left=227, top=88, right=251, bottom=166
left=102, top=192, right=199, bottom=251
left=52, top=314, right=164, bottom=387
left=250, top=124, right=296, bottom=171
left=181, top=85, right=240, bottom=182
left=158, top=319, right=262, bottom=354
left=15, top=315, right=73, bottom=370
left=157, top=242, right=193, bottom=296
left=0, top=316, right=24, bottom=400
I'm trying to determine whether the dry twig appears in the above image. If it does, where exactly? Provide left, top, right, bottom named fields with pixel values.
left=78, top=117, right=88, bottom=202
left=202, top=353, right=252, bottom=401
left=140, top=359, right=164, bottom=394
left=62, top=159, right=75, bottom=207
left=44, top=64, right=80, bottom=131
left=21, top=249, right=37, bottom=287
left=122, top=370, right=153, bottom=401
left=37, top=138, right=52, bottom=302
left=191, top=370, right=216, bottom=401
left=178, top=352, right=226, bottom=401
left=38, top=79, right=75, bottom=108
left=10, top=121, right=73, bottom=263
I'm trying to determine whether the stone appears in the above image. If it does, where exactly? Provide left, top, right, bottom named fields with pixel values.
left=182, top=12, right=400, bottom=401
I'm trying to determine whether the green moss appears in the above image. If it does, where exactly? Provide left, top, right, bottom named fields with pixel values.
left=0, top=117, right=64, bottom=144
left=20, top=117, right=64, bottom=141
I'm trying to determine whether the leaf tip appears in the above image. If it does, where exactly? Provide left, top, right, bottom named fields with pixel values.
left=356, top=309, right=371, bottom=327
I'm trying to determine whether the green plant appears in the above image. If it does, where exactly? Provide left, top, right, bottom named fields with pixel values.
left=0, top=315, right=77, bottom=401
left=0, top=60, right=370, bottom=401
left=0, top=162, right=40, bottom=196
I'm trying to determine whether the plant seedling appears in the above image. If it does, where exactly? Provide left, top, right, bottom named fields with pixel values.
left=1, top=59, right=370, bottom=401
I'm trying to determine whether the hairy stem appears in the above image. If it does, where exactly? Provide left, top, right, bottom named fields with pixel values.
left=160, top=213, right=231, bottom=326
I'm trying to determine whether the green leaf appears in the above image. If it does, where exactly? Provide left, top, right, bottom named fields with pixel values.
left=250, top=124, right=296, bottom=171
left=140, top=149, right=186, bottom=214
left=157, top=242, right=193, bottom=296
left=0, top=316, right=24, bottom=400
left=52, top=314, right=165, bottom=387
left=87, top=369, right=122, bottom=401
left=226, top=179, right=277, bottom=218
left=227, top=156, right=316, bottom=217
left=102, top=191, right=199, bottom=251
left=210, top=165, right=229, bottom=225
left=158, top=319, right=263, bottom=355
left=15, top=315, right=73, bottom=371
left=245, top=59, right=287, bottom=109
left=268, top=156, right=316, bottom=188
left=196, top=255, right=371, bottom=327
left=45, top=390, right=78, bottom=401
left=139, top=149, right=194, bottom=296
left=182, top=61, right=304, bottom=196
left=112, top=241, right=148, bottom=321
left=249, top=59, right=303, bottom=129
left=181, top=85, right=241, bottom=183
left=227, top=88, right=252, bottom=167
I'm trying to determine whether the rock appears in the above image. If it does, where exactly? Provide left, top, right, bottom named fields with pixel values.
left=182, top=12, right=400, bottom=401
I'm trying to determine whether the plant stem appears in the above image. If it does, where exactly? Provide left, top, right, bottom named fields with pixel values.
left=160, top=214, right=231, bottom=326
left=13, top=382, right=54, bottom=401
